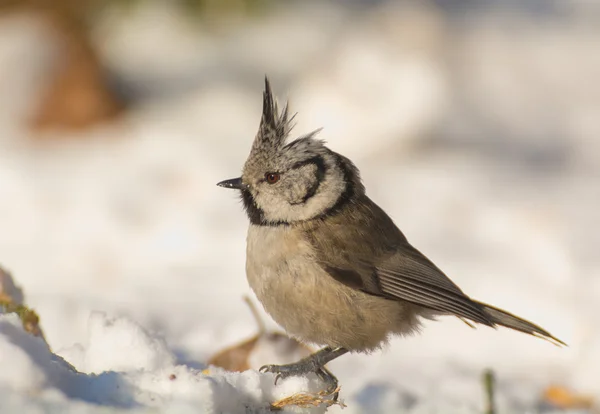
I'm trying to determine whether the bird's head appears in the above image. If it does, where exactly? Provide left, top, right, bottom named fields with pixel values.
left=217, top=78, right=363, bottom=226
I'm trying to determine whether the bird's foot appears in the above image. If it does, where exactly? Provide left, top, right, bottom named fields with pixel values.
left=259, top=347, right=347, bottom=401
left=260, top=361, right=313, bottom=384
left=261, top=363, right=340, bottom=400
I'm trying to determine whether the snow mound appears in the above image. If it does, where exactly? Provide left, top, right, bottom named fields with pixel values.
left=0, top=312, right=330, bottom=414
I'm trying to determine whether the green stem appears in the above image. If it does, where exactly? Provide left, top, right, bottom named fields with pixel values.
left=483, top=369, right=496, bottom=414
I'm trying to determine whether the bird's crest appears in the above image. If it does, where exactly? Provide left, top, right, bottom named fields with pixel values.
left=251, top=77, right=295, bottom=154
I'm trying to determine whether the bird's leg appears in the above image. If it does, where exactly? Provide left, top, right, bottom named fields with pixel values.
left=314, top=366, right=343, bottom=401
left=260, top=346, right=348, bottom=398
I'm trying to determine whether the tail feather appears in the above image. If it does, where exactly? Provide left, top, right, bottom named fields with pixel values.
left=474, top=301, right=566, bottom=347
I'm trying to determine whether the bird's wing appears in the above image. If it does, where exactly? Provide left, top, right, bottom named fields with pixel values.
left=305, top=198, right=494, bottom=326
left=305, top=196, right=565, bottom=343
left=320, top=243, right=494, bottom=326
left=373, top=245, right=493, bottom=325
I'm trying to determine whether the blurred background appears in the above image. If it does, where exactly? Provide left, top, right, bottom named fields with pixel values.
left=0, top=0, right=598, bottom=411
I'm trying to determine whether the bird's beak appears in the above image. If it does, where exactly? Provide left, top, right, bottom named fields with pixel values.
left=216, top=177, right=247, bottom=190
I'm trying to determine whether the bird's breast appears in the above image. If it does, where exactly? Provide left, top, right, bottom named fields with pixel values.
left=244, top=224, right=418, bottom=351
left=245, top=224, right=310, bottom=294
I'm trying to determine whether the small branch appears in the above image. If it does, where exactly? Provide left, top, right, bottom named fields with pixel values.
left=243, top=295, right=265, bottom=335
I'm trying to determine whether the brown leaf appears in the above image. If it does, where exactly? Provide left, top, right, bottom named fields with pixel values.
left=207, top=335, right=260, bottom=372
left=0, top=266, right=45, bottom=339
left=207, top=296, right=312, bottom=372
left=543, top=385, right=595, bottom=410
left=270, top=387, right=344, bottom=411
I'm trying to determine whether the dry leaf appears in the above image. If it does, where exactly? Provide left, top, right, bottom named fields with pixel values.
left=0, top=266, right=45, bottom=339
left=29, top=9, right=125, bottom=132
left=0, top=267, right=24, bottom=305
left=270, top=387, right=344, bottom=410
left=207, top=297, right=344, bottom=407
left=0, top=1, right=127, bottom=133
left=207, top=335, right=260, bottom=372
left=543, top=385, right=595, bottom=410
left=207, top=296, right=312, bottom=372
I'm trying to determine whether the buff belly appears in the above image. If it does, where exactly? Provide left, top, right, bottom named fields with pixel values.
left=245, top=225, right=422, bottom=352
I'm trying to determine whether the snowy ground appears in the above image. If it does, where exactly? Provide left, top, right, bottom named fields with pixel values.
left=0, top=1, right=599, bottom=413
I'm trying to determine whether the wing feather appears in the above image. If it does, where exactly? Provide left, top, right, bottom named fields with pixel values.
left=301, top=167, right=563, bottom=344
left=304, top=194, right=494, bottom=326
left=376, top=267, right=493, bottom=325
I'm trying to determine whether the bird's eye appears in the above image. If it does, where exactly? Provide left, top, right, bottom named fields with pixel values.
left=265, top=172, right=280, bottom=184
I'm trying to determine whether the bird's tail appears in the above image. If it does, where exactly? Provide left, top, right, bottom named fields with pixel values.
left=473, top=301, right=566, bottom=347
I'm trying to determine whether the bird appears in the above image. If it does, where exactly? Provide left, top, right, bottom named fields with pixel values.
left=217, top=77, right=565, bottom=399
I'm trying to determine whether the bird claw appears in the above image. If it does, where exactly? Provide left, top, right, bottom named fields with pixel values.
left=258, top=363, right=340, bottom=400
left=258, top=348, right=346, bottom=401
left=274, top=373, right=285, bottom=385
left=259, top=364, right=295, bottom=385
left=259, top=364, right=277, bottom=374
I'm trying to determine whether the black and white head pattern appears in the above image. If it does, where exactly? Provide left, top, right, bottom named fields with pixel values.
left=241, top=78, right=364, bottom=226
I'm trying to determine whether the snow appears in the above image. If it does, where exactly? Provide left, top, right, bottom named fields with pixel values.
left=0, top=1, right=599, bottom=413
left=0, top=311, right=327, bottom=413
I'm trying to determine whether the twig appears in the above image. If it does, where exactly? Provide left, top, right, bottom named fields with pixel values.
left=483, top=368, right=496, bottom=414
left=243, top=295, right=266, bottom=335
